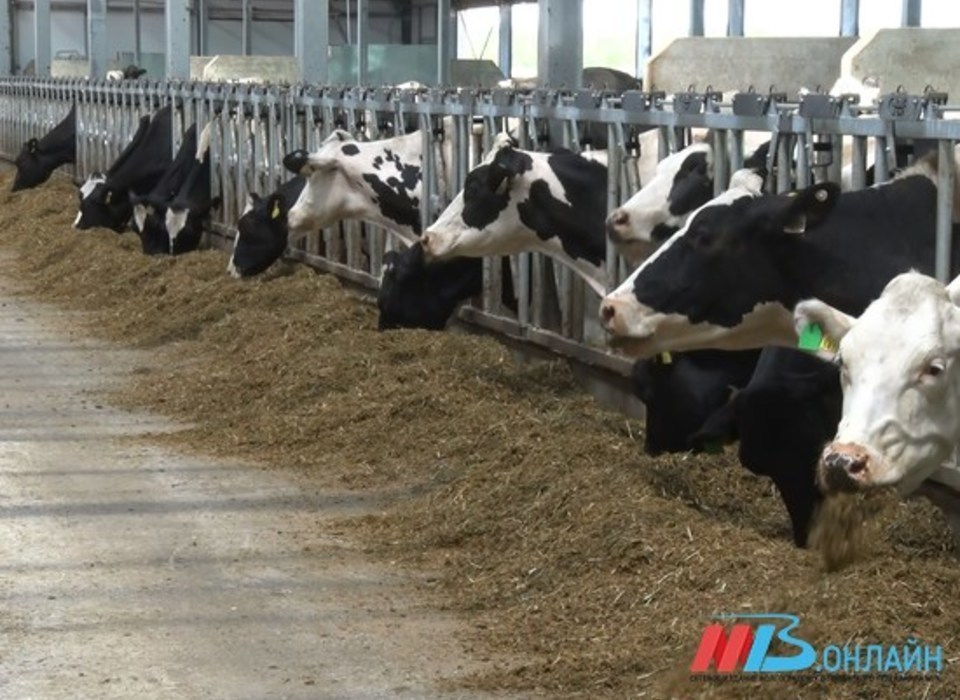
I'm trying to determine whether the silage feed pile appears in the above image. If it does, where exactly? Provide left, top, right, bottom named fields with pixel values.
left=2, top=174, right=958, bottom=699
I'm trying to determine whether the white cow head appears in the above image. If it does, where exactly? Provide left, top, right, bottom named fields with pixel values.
left=794, top=271, right=960, bottom=495
left=284, top=129, right=423, bottom=245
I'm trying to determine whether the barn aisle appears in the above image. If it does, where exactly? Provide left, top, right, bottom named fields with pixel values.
left=0, top=267, right=499, bottom=699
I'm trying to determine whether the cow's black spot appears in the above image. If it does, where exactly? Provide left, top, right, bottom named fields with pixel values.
left=667, top=151, right=713, bottom=217
left=341, top=143, right=360, bottom=156
left=363, top=172, right=422, bottom=234
left=372, top=155, right=384, bottom=170
left=650, top=223, right=679, bottom=242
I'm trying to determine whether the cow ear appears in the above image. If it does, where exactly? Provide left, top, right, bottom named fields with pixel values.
left=487, top=147, right=528, bottom=195
left=774, top=182, right=840, bottom=234
left=793, top=298, right=855, bottom=357
left=947, top=274, right=960, bottom=306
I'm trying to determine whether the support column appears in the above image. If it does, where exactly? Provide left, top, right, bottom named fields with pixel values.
left=840, top=0, right=859, bottom=35
left=133, top=0, right=142, bottom=66
left=635, top=0, right=651, bottom=81
left=33, top=0, right=51, bottom=76
left=498, top=3, right=512, bottom=78
left=295, top=0, right=329, bottom=84
left=0, top=0, right=9, bottom=75
left=165, top=0, right=190, bottom=79
left=437, top=0, right=451, bottom=84
left=241, top=0, right=251, bottom=56
left=197, top=0, right=208, bottom=56
left=727, top=0, right=744, bottom=36
left=87, top=0, right=107, bottom=79
left=357, top=0, right=368, bottom=84
left=537, top=0, right=582, bottom=88
left=690, top=0, right=705, bottom=36
left=901, top=0, right=921, bottom=27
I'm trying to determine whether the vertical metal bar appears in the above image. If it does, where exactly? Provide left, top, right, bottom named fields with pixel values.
left=840, top=0, right=859, bottom=36
left=851, top=135, right=867, bottom=190
left=901, top=0, right=921, bottom=27
left=34, top=0, right=51, bottom=77
left=498, top=3, right=512, bottom=78
left=241, top=0, right=251, bottom=56
left=295, top=0, right=329, bottom=83
left=712, top=130, right=728, bottom=195
left=0, top=0, right=11, bottom=75
left=935, top=139, right=955, bottom=283
left=87, top=0, right=107, bottom=80
left=133, top=0, right=142, bottom=66
left=538, top=0, right=582, bottom=88
left=690, top=0, right=705, bottom=36
left=777, top=134, right=792, bottom=193
left=727, top=0, right=744, bottom=36
left=166, top=0, right=190, bottom=79
left=636, top=0, right=652, bottom=81
left=197, top=0, right=208, bottom=56
left=357, top=0, right=368, bottom=85
left=437, top=0, right=451, bottom=85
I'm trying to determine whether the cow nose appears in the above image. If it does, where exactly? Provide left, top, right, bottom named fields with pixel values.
left=606, top=210, right=629, bottom=242
left=600, top=300, right=621, bottom=333
left=820, top=443, right=870, bottom=492
left=420, top=232, right=436, bottom=258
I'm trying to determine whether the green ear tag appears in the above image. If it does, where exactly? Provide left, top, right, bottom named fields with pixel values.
left=797, top=323, right=823, bottom=352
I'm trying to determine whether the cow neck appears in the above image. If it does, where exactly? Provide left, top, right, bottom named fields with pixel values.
left=784, top=173, right=943, bottom=316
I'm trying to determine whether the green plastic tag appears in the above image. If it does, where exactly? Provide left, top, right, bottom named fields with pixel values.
left=797, top=323, right=823, bottom=352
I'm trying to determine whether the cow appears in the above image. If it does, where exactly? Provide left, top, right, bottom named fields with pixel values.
left=164, top=122, right=217, bottom=255
left=227, top=177, right=306, bottom=278
left=377, top=243, right=485, bottom=331
left=284, top=124, right=455, bottom=245
left=397, top=136, right=761, bottom=456
left=598, top=147, right=960, bottom=357
left=107, top=64, right=147, bottom=81
left=604, top=137, right=773, bottom=265
left=12, top=105, right=76, bottom=192
left=795, top=271, right=960, bottom=497
left=74, top=105, right=174, bottom=232
left=133, top=122, right=200, bottom=254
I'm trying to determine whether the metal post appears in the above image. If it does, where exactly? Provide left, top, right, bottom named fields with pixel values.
left=357, top=0, right=368, bottom=85
left=901, top=0, right=921, bottom=27
left=0, top=0, right=11, bottom=75
left=727, top=0, right=744, bottom=36
left=840, top=0, right=859, bottom=36
left=133, top=0, right=142, bottom=66
left=87, top=0, right=107, bottom=79
left=437, top=0, right=451, bottom=84
left=935, top=139, right=955, bottom=283
left=241, top=0, right=251, bottom=56
left=295, top=0, right=329, bottom=84
left=34, top=0, right=51, bottom=77
left=690, top=0, right=705, bottom=36
left=165, top=0, right=190, bottom=79
left=197, top=0, right=208, bottom=56
left=498, top=3, right=512, bottom=78
left=636, top=0, right=651, bottom=81
left=537, top=0, right=582, bottom=88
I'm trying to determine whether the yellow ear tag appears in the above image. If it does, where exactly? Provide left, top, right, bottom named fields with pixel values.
left=271, top=201, right=281, bottom=219
left=659, top=351, right=673, bottom=365
left=104, top=191, right=112, bottom=204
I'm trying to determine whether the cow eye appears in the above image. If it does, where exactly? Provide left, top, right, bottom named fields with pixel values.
left=922, top=359, right=946, bottom=379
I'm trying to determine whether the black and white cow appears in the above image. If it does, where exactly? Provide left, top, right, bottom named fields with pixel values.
left=106, top=64, right=147, bottom=81
left=74, top=105, right=174, bottom=232
left=227, top=177, right=306, bottom=277
left=163, top=123, right=217, bottom=255
left=133, top=122, right=200, bottom=254
left=394, top=136, right=763, bottom=456
left=284, top=125, right=454, bottom=245
left=600, top=147, right=960, bottom=546
left=12, top=105, right=76, bottom=192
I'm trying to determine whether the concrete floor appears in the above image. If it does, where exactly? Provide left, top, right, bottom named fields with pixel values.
left=0, top=271, right=505, bottom=699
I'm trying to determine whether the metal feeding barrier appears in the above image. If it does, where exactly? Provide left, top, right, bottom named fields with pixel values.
left=0, top=77, right=960, bottom=495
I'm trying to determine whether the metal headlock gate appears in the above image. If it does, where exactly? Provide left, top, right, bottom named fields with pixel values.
left=2, top=76, right=960, bottom=496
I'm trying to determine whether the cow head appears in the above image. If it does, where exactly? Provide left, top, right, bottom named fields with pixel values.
left=228, top=177, right=305, bottom=278
left=599, top=179, right=840, bottom=358
left=74, top=174, right=131, bottom=232
left=794, top=272, right=960, bottom=495
left=605, top=142, right=714, bottom=265
left=284, top=130, right=422, bottom=242
left=377, top=242, right=482, bottom=331
left=12, top=138, right=47, bottom=192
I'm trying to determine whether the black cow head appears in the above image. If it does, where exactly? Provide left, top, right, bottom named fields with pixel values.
left=228, top=183, right=301, bottom=277
left=74, top=175, right=132, bottom=232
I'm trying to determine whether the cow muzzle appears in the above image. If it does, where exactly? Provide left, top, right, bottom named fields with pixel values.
left=819, top=443, right=873, bottom=493
left=605, top=209, right=631, bottom=243
left=420, top=231, right=449, bottom=260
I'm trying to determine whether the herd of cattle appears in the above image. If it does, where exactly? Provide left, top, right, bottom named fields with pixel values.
left=12, top=99, right=960, bottom=552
